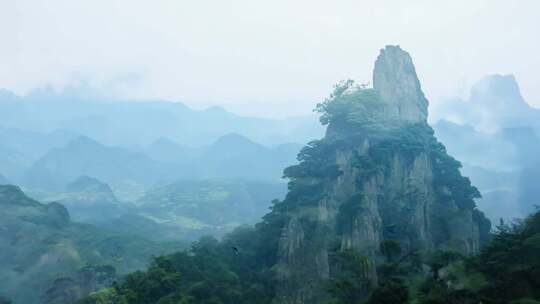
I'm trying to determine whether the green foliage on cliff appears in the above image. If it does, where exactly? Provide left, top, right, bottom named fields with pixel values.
left=315, top=80, right=385, bottom=128
left=327, top=250, right=374, bottom=303
left=283, top=139, right=341, bottom=211
left=356, top=122, right=481, bottom=211
left=322, top=210, right=540, bottom=304
left=309, top=90, right=480, bottom=214
left=330, top=121, right=485, bottom=248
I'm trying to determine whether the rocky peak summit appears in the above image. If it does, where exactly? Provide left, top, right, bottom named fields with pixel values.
left=373, top=45, right=429, bottom=122
left=470, top=74, right=530, bottom=111
left=272, top=46, right=489, bottom=304
left=433, top=73, right=540, bottom=132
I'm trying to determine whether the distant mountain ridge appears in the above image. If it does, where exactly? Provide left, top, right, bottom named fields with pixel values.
left=21, top=132, right=300, bottom=193
left=46, top=176, right=124, bottom=223
left=190, top=133, right=302, bottom=181
left=0, top=89, right=323, bottom=147
left=0, top=126, right=78, bottom=161
left=141, top=137, right=199, bottom=165
left=23, top=136, right=175, bottom=190
left=0, top=90, right=316, bottom=191
left=66, top=175, right=116, bottom=194
left=432, top=74, right=540, bottom=133
left=0, top=144, right=29, bottom=181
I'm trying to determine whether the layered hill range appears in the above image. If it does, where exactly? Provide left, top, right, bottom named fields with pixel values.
left=271, top=46, right=490, bottom=303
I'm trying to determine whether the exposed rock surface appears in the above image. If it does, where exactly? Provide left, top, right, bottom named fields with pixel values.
left=272, top=46, right=490, bottom=304
left=373, top=45, right=429, bottom=122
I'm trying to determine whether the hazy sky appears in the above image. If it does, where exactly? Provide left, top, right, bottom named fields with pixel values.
left=1, top=0, right=539, bottom=117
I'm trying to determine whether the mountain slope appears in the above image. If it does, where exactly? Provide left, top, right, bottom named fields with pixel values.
left=0, top=91, right=323, bottom=147
left=22, top=133, right=301, bottom=194
left=0, top=127, right=77, bottom=163
left=23, top=136, right=176, bottom=190
left=468, top=74, right=540, bottom=131
left=141, top=138, right=200, bottom=165
left=0, top=144, right=30, bottom=182
left=0, top=185, right=182, bottom=304
left=190, top=134, right=301, bottom=181
left=42, top=176, right=124, bottom=223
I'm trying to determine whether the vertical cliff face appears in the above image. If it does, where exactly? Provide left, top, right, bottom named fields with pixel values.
left=272, top=46, right=490, bottom=304
left=373, top=45, right=429, bottom=123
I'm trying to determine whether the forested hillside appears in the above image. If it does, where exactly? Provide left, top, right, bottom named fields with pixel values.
left=0, top=185, right=184, bottom=304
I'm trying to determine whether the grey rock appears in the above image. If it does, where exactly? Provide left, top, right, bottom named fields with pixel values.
left=373, top=45, right=429, bottom=122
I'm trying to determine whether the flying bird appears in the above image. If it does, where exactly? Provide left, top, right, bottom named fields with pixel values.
left=231, top=246, right=239, bottom=255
